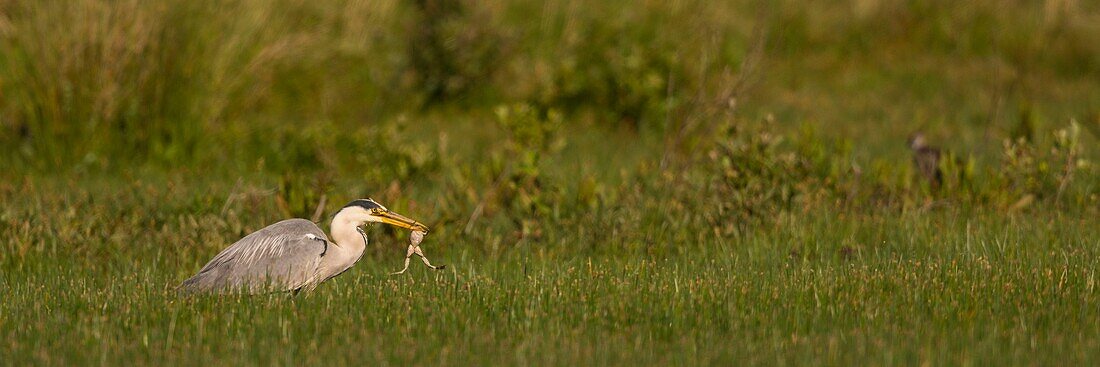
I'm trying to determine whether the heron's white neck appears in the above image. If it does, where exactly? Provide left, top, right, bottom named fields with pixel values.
left=329, top=216, right=368, bottom=255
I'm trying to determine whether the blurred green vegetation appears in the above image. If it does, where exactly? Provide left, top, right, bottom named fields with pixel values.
left=1, top=0, right=1099, bottom=364
left=1, top=0, right=1095, bottom=211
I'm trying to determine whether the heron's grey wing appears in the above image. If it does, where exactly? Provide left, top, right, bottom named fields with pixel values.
left=180, top=219, right=328, bottom=294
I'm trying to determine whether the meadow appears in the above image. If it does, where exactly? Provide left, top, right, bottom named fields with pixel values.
left=2, top=0, right=1099, bottom=365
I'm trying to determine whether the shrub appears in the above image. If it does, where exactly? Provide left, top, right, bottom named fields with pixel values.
left=403, top=0, right=508, bottom=105
left=493, top=103, right=563, bottom=237
left=702, top=121, right=823, bottom=234
left=999, top=120, right=1091, bottom=206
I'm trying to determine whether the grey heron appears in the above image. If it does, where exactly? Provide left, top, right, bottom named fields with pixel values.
left=180, top=198, right=433, bottom=294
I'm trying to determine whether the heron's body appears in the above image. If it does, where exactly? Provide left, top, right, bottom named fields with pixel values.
left=179, top=219, right=365, bottom=293
left=179, top=199, right=428, bottom=294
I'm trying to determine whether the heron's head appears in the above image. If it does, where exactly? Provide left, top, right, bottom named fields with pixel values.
left=334, top=198, right=429, bottom=232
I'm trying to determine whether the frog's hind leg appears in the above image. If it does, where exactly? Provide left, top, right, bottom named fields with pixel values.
left=413, top=246, right=446, bottom=270
left=390, top=245, right=416, bottom=275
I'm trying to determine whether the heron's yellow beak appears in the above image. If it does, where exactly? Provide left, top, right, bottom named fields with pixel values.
left=375, top=210, right=429, bottom=232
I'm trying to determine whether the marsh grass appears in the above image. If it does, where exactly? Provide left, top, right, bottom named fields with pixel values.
left=2, top=169, right=1098, bottom=366
left=2, top=0, right=1100, bottom=365
left=4, top=200, right=1099, bottom=365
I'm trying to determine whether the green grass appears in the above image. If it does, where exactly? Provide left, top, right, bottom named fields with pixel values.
left=3, top=0, right=1100, bottom=365
left=4, top=204, right=1099, bottom=365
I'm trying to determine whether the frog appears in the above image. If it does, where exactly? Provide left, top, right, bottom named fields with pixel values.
left=391, top=230, right=445, bottom=275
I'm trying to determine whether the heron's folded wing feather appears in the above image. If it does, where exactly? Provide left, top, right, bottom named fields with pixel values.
left=182, top=219, right=327, bottom=293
